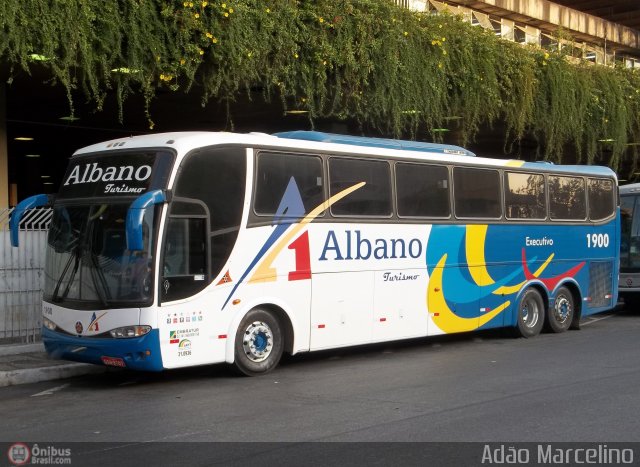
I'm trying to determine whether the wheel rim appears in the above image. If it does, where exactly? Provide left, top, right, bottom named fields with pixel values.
left=554, top=295, right=571, bottom=324
left=521, top=294, right=540, bottom=329
left=242, top=320, right=274, bottom=363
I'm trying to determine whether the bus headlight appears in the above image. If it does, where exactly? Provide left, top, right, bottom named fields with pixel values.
left=109, top=325, right=151, bottom=338
left=43, top=317, right=57, bottom=331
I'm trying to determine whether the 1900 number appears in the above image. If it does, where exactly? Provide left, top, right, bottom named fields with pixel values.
left=586, top=233, right=609, bottom=248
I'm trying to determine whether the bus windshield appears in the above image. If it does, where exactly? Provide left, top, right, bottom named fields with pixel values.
left=43, top=202, right=156, bottom=309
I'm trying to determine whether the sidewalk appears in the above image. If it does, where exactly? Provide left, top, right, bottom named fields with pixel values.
left=0, top=343, right=106, bottom=387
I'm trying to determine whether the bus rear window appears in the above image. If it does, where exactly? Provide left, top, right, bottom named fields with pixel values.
left=588, top=178, right=615, bottom=221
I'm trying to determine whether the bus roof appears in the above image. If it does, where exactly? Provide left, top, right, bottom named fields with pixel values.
left=620, top=183, right=640, bottom=195
left=72, top=131, right=616, bottom=179
left=273, top=131, right=475, bottom=157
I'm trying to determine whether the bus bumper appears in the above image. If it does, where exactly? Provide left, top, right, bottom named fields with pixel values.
left=42, top=327, right=164, bottom=371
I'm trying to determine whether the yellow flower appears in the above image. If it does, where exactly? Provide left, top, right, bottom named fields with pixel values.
left=403, top=31, right=408, bottom=36
left=442, top=50, right=447, bottom=55
left=319, top=17, right=324, bottom=23
left=222, top=3, right=226, bottom=7
left=206, top=32, right=213, bottom=38
left=229, top=8, right=233, bottom=13
left=180, top=58, right=186, bottom=65
left=431, top=40, right=436, bottom=45
left=183, top=1, right=188, bottom=6
left=194, top=13, right=200, bottom=18
left=294, top=53, right=299, bottom=58
left=438, top=63, right=443, bottom=68
left=189, top=2, right=193, bottom=6
left=224, top=12, right=229, bottom=17
left=266, top=8, right=270, bottom=13
left=202, top=1, right=208, bottom=6
left=199, top=49, right=204, bottom=55
left=212, top=38, right=218, bottom=43
left=247, top=52, right=252, bottom=57
left=442, top=37, right=446, bottom=41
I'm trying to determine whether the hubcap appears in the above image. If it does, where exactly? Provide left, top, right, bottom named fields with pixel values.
left=242, top=321, right=273, bottom=363
left=554, top=296, right=571, bottom=324
left=522, top=296, right=540, bottom=329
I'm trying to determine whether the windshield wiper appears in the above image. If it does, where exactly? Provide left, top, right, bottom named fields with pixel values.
left=88, top=249, right=110, bottom=308
left=51, top=240, right=81, bottom=303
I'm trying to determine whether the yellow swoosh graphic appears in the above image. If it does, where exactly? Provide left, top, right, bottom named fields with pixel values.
left=428, top=254, right=510, bottom=333
left=249, top=182, right=366, bottom=283
left=466, top=224, right=494, bottom=286
left=505, top=160, right=526, bottom=167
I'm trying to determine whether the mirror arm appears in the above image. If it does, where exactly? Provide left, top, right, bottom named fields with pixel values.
left=126, top=189, right=170, bottom=251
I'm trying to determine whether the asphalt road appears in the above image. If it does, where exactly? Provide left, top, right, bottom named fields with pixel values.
left=1, top=307, right=639, bottom=465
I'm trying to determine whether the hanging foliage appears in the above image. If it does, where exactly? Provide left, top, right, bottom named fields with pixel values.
left=1, top=0, right=640, bottom=175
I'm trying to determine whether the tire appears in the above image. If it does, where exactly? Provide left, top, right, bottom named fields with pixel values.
left=547, top=286, right=574, bottom=333
left=233, top=308, right=283, bottom=376
left=515, top=288, right=544, bottom=338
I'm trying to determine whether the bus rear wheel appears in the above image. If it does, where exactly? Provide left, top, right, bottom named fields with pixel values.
left=233, top=308, right=283, bottom=376
left=516, top=288, right=544, bottom=338
left=548, top=286, right=574, bottom=333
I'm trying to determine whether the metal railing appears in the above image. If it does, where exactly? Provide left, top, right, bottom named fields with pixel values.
left=0, top=207, right=52, bottom=343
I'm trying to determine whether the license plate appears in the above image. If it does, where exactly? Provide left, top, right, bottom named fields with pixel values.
left=101, top=356, right=126, bottom=367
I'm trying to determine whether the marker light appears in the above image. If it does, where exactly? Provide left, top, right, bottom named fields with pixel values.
left=43, top=317, right=57, bottom=331
left=109, top=325, right=151, bottom=338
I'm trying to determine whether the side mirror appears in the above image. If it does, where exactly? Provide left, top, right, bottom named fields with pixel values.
left=10, top=194, right=52, bottom=247
left=126, top=189, right=168, bottom=251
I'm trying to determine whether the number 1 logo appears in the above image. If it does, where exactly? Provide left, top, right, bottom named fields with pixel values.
left=288, top=231, right=311, bottom=281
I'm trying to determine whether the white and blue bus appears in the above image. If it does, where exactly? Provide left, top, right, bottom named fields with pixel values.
left=619, top=183, right=640, bottom=305
left=11, top=131, right=619, bottom=375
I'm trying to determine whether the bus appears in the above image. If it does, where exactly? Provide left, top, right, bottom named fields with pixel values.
left=10, top=131, right=619, bottom=375
left=619, top=183, right=640, bottom=305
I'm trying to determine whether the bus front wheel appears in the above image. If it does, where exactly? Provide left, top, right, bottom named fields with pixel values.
left=547, top=286, right=574, bottom=333
left=233, top=308, right=283, bottom=376
left=515, top=288, right=544, bottom=338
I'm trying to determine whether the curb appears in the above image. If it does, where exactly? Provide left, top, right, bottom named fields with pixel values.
left=0, top=343, right=45, bottom=357
left=0, top=363, right=106, bottom=387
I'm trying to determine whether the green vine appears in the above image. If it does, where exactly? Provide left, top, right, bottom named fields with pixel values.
left=1, top=0, right=640, bottom=176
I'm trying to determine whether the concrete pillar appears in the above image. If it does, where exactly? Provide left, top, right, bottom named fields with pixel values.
left=0, top=83, right=8, bottom=209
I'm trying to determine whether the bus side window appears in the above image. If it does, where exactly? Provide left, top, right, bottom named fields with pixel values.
left=549, top=175, right=586, bottom=220
left=504, top=172, right=546, bottom=220
left=453, top=167, right=501, bottom=219
left=396, top=162, right=450, bottom=218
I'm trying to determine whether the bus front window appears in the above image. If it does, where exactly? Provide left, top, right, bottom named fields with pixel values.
left=44, top=203, right=156, bottom=309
